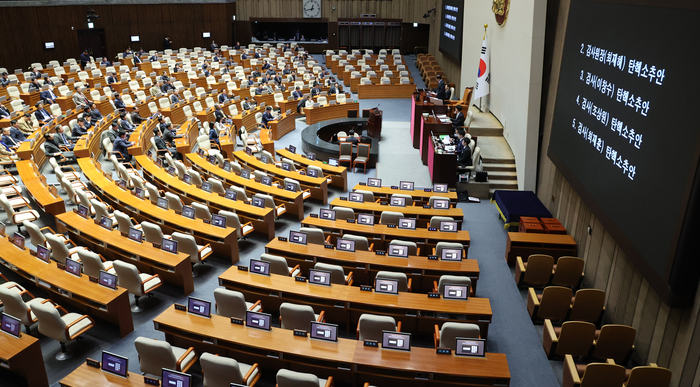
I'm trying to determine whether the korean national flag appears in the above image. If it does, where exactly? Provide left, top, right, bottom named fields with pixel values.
left=474, top=37, right=490, bottom=101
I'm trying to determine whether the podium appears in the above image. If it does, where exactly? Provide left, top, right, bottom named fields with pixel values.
left=364, top=108, right=383, bottom=139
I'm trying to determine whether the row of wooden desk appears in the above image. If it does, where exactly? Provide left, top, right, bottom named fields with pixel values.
left=277, top=148, right=348, bottom=191
left=329, top=197, right=464, bottom=229
left=352, top=183, right=458, bottom=204
left=16, top=160, right=66, bottom=216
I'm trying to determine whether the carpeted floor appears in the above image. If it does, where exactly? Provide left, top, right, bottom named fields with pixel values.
left=0, top=54, right=560, bottom=387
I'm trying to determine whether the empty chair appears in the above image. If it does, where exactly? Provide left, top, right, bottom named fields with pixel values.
left=552, top=256, right=585, bottom=288
left=165, top=192, right=184, bottom=212
left=313, top=262, right=353, bottom=285
left=357, top=314, right=400, bottom=341
left=141, top=221, right=171, bottom=244
left=91, top=199, right=115, bottom=224
left=341, top=234, right=373, bottom=251
left=379, top=211, right=403, bottom=226
left=171, top=232, right=213, bottom=274
left=516, top=254, right=555, bottom=287
left=428, top=196, right=451, bottom=208
left=145, top=182, right=162, bottom=204
left=353, top=189, right=374, bottom=202
left=527, top=286, right=573, bottom=322
left=569, top=289, right=606, bottom=324
left=191, top=202, right=211, bottom=221
left=375, top=271, right=411, bottom=292
left=389, top=240, right=418, bottom=256
left=218, top=210, right=254, bottom=239
left=0, top=194, right=39, bottom=228
left=591, top=324, right=636, bottom=363
left=114, top=210, right=141, bottom=232
left=433, top=322, right=481, bottom=349
left=338, top=142, right=353, bottom=168
left=200, top=352, right=261, bottom=387
left=253, top=193, right=286, bottom=218
left=625, top=364, right=672, bottom=387
left=259, top=253, right=300, bottom=277
left=434, top=242, right=465, bottom=259
left=276, top=369, right=333, bottom=387
left=390, top=193, right=413, bottom=206
left=299, top=227, right=328, bottom=245
left=336, top=94, right=347, bottom=104
left=433, top=275, right=472, bottom=296
left=429, top=216, right=455, bottom=228
left=32, top=301, right=95, bottom=360
left=23, top=220, right=66, bottom=247
left=279, top=302, right=325, bottom=331
left=228, top=186, right=249, bottom=202
left=0, top=286, right=46, bottom=332
left=46, top=233, right=87, bottom=264
left=214, top=288, right=262, bottom=319
left=542, top=319, right=596, bottom=359
left=563, top=355, right=626, bottom=387
left=134, top=337, right=197, bottom=376
left=332, top=206, right=355, bottom=221
left=113, top=260, right=162, bottom=312
left=77, top=249, right=116, bottom=278
left=283, top=178, right=310, bottom=199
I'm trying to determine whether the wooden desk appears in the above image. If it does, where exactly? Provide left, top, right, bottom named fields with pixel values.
left=351, top=183, right=458, bottom=204
left=16, top=160, right=66, bottom=215
left=259, top=129, right=275, bottom=154
left=411, top=96, right=449, bottom=149
left=219, top=268, right=490, bottom=338
left=56, top=212, right=195, bottom=295
left=420, top=116, right=453, bottom=165
left=329, top=198, right=464, bottom=229
left=0, top=236, right=134, bottom=337
left=78, top=157, right=240, bottom=263
left=0, top=332, right=48, bottom=387
left=505, top=232, right=578, bottom=266
left=59, top=363, right=151, bottom=387
left=183, top=153, right=301, bottom=224
left=231, top=106, right=263, bottom=135
left=264, top=238, right=478, bottom=293
left=234, top=150, right=328, bottom=204
left=357, top=83, right=416, bottom=99
left=428, top=136, right=457, bottom=186
left=153, top=306, right=508, bottom=386
left=300, top=215, right=470, bottom=254
left=277, top=148, right=347, bottom=191
left=268, top=111, right=297, bottom=140
left=305, top=101, right=360, bottom=125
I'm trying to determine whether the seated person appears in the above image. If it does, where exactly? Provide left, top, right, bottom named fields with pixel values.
left=17, top=114, right=35, bottom=136
left=87, top=102, right=103, bottom=120
left=130, top=106, right=148, bottom=125
left=113, top=94, right=127, bottom=110
left=451, top=105, right=465, bottom=130
left=39, top=85, right=58, bottom=105
left=0, top=137, right=20, bottom=162
left=34, top=101, right=54, bottom=124
left=457, top=138, right=472, bottom=167
left=72, top=118, right=89, bottom=137
left=1, top=128, right=20, bottom=149
left=113, top=130, right=134, bottom=162
left=261, top=106, right=279, bottom=128
left=346, top=129, right=359, bottom=145
left=9, top=120, right=29, bottom=142
left=43, top=133, right=75, bottom=162
left=55, top=126, right=75, bottom=150
left=153, top=127, right=181, bottom=160
left=292, top=86, right=303, bottom=100
left=84, top=115, right=95, bottom=130
left=208, top=121, right=220, bottom=146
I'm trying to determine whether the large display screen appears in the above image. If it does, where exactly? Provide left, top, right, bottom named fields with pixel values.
left=548, top=0, right=700, bottom=305
left=438, top=0, right=463, bottom=63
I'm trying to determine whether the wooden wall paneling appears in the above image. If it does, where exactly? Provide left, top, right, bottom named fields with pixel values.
left=635, top=289, right=662, bottom=363
left=582, top=217, right=603, bottom=284
left=678, top=311, right=700, bottom=387
left=622, top=271, right=643, bottom=327
left=648, top=301, right=672, bottom=364
left=593, top=230, right=615, bottom=291
left=605, top=248, right=627, bottom=321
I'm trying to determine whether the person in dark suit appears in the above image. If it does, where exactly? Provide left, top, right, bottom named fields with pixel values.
left=234, top=42, right=241, bottom=50
left=100, top=57, right=111, bottom=66
left=262, top=61, right=271, bottom=71
left=346, top=129, right=359, bottom=145
left=170, top=89, right=181, bottom=104
left=28, top=78, right=41, bottom=92
left=453, top=129, right=466, bottom=154
left=213, top=104, right=226, bottom=122
left=113, top=131, right=134, bottom=162
left=113, top=94, right=126, bottom=110
left=0, top=103, right=11, bottom=119
left=34, top=102, right=53, bottom=123
left=39, top=86, right=58, bottom=105
left=153, top=127, right=180, bottom=160
left=132, top=53, right=142, bottom=64
left=42, top=75, right=54, bottom=86
left=80, top=49, right=91, bottom=68
left=87, top=103, right=103, bottom=120
left=72, top=119, right=89, bottom=137
left=241, top=52, right=248, bottom=60
left=328, top=83, right=339, bottom=95
left=211, top=41, right=218, bottom=51
left=254, top=51, right=261, bottom=59
left=107, top=72, right=118, bottom=84
left=311, top=85, right=322, bottom=97
left=9, top=120, right=28, bottom=143
left=451, top=105, right=465, bottom=130
left=29, top=68, right=42, bottom=80
left=208, top=121, right=220, bottom=146
left=457, top=138, right=472, bottom=167
left=162, top=123, right=176, bottom=147
left=292, top=86, right=303, bottom=100
left=130, top=106, right=147, bottom=125
left=436, top=74, right=447, bottom=102
left=242, top=97, right=253, bottom=111
left=2, top=128, right=20, bottom=149
left=164, top=36, right=172, bottom=50
left=261, top=106, right=279, bottom=128
left=119, top=112, right=135, bottom=132
left=43, top=133, right=75, bottom=161
left=218, top=92, right=229, bottom=104
left=54, top=126, right=75, bottom=150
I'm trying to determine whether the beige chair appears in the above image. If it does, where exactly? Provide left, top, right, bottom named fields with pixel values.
left=564, top=355, right=626, bottom=387
left=433, top=275, right=473, bottom=296
left=332, top=206, right=355, bottom=221
left=260, top=253, right=300, bottom=277
left=45, top=233, right=87, bottom=264
left=200, top=352, right=261, bottom=387
left=433, top=322, right=481, bottom=349
left=527, top=286, right=573, bottom=323
left=23, top=220, right=66, bottom=248
left=213, top=288, right=262, bottom=319
left=134, top=337, right=197, bottom=376
left=91, top=199, right=116, bottom=227
left=389, top=239, right=418, bottom=256
left=515, top=254, right=555, bottom=287
left=279, top=302, right=325, bottom=331
left=353, top=143, right=370, bottom=173
left=145, top=182, right=163, bottom=204
left=171, top=232, right=213, bottom=275
left=207, top=178, right=226, bottom=195
left=390, top=193, right=413, bottom=206
left=353, top=189, right=374, bottom=202
left=74, top=188, right=97, bottom=215
left=113, top=260, right=162, bottom=312
left=624, top=364, right=672, bottom=387
left=114, top=210, right=141, bottom=232
left=313, top=262, right=353, bottom=285
left=165, top=191, right=184, bottom=212
left=341, top=234, right=373, bottom=251
left=542, top=319, right=596, bottom=359
left=379, top=211, right=403, bottom=226
left=569, top=289, right=606, bottom=325
left=0, top=286, right=47, bottom=332
left=281, top=157, right=297, bottom=171
left=192, top=202, right=212, bottom=221
left=218, top=210, right=255, bottom=239
left=299, top=227, right=328, bottom=245
left=434, top=242, right=465, bottom=260
left=375, top=271, right=411, bottom=292
left=0, top=193, right=39, bottom=230
left=356, top=314, right=400, bottom=341
left=253, top=193, right=286, bottom=218
left=283, top=178, right=311, bottom=199
left=428, top=196, right=451, bottom=208
left=77, top=249, right=115, bottom=278
left=32, top=301, right=95, bottom=360
left=552, top=256, right=585, bottom=288
left=141, top=221, right=170, bottom=244
left=229, top=186, right=249, bottom=202
left=276, top=369, right=333, bottom=387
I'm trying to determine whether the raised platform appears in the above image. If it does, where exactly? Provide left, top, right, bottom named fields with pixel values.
left=301, top=117, right=379, bottom=168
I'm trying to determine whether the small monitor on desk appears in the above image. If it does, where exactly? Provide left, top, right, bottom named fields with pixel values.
left=398, top=218, right=416, bottom=230
left=455, top=338, right=486, bottom=357
left=99, top=270, right=118, bottom=289
left=349, top=192, right=364, bottom=203
left=433, top=183, right=448, bottom=193
left=433, top=199, right=450, bottom=209
left=77, top=204, right=90, bottom=219
left=161, top=238, right=178, bottom=254
left=443, top=284, right=469, bottom=300
left=250, top=259, right=270, bottom=276
left=246, top=311, right=271, bottom=331
left=284, top=182, right=298, bottom=192
left=260, top=154, right=269, bottom=164
left=128, top=227, right=143, bottom=243
left=306, top=168, right=318, bottom=178
left=382, top=331, right=411, bottom=351
left=162, top=369, right=191, bottom=387
left=399, top=181, right=414, bottom=191
left=261, top=176, right=272, bottom=186
left=134, top=187, right=145, bottom=199
left=288, top=145, right=296, bottom=154
left=336, top=238, right=355, bottom=252
left=357, top=213, right=374, bottom=225
left=367, top=178, right=381, bottom=187
left=187, top=297, right=211, bottom=318
left=1, top=313, right=21, bottom=338
left=375, top=278, right=399, bottom=295
left=36, top=244, right=51, bottom=263
left=181, top=206, right=195, bottom=219
left=99, top=215, right=113, bottom=230
left=211, top=214, right=227, bottom=228
left=281, top=162, right=292, bottom=171
left=12, top=232, right=24, bottom=250
left=310, top=322, right=338, bottom=342
left=157, top=197, right=169, bottom=210
left=390, top=197, right=406, bottom=207
left=65, top=258, right=82, bottom=277
left=201, top=181, right=213, bottom=193
left=241, top=169, right=251, bottom=179
left=224, top=189, right=237, bottom=201
left=387, top=244, right=409, bottom=258
left=223, top=161, right=232, bottom=172
left=182, top=174, right=192, bottom=185
left=328, top=158, right=339, bottom=167
left=307, top=152, right=316, bottom=161
left=308, top=269, right=331, bottom=286
left=320, top=209, right=336, bottom=220
left=289, top=231, right=307, bottom=245
left=101, top=351, right=128, bottom=378
left=440, top=221, right=458, bottom=232
left=441, top=248, right=462, bottom=261
left=251, top=197, right=265, bottom=208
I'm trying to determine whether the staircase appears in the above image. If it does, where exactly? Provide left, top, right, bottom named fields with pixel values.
left=483, top=156, right=518, bottom=193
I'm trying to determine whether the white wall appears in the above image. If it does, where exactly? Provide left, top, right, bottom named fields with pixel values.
left=460, top=0, right=546, bottom=191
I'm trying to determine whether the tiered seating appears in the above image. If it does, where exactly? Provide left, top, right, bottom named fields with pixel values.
left=416, top=53, right=454, bottom=93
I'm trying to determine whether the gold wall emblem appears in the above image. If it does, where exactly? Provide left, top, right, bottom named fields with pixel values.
left=492, top=0, right=510, bottom=26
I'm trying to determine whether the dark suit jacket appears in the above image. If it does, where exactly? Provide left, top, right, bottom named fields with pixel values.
left=436, top=80, right=447, bottom=100
left=114, top=98, right=126, bottom=110
left=133, top=56, right=142, bottom=64
left=2, top=135, right=18, bottom=147
left=214, top=110, right=225, bottom=121
left=457, top=146, right=472, bottom=166
left=292, top=90, right=303, bottom=99
left=311, top=88, right=321, bottom=97
left=10, top=127, right=27, bottom=143
left=154, top=135, right=169, bottom=151
left=72, top=125, right=88, bottom=137
left=44, top=139, right=64, bottom=156
left=209, top=128, right=220, bottom=145
left=107, top=76, right=117, bottom=84
left=162, top=129, right=175, bottom=147
left=131, top=112, right=146, bottom=125
left=451, top=112, right=465, bottom=128
left=35, top=109, right=52, bottom=122
left=40, top=90, right=57, bottom=103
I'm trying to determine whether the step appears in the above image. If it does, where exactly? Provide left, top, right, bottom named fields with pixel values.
left=482, top=157, right=515, bottom=164
left=484, top=171, right=518, bottom=181
left=470, top=127, right=503, bottom=137
left=482, top=163, right=516, bottom=172
left=489, top=181, right=519, bottom=190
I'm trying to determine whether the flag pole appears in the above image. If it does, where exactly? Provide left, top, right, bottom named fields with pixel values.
left=478, top=24, right=488, bottom=113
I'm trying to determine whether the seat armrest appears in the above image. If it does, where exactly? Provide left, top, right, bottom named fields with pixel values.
left=563, top=354, right=580, bottom=387
left=433, top=324, right=440, bottom=348
left=317, top=310, right=325, bottom=322
left=198, top=243, right=213, bottom=261
left=526, top=288, right=539, bottom=320
left=176, top=347, right=196, bottom=372
left=356, top=324, right=360, bottom=340
left=242, top=363, right=259, bottom=385
left=248, top=300, right=263, bottom=313
left=368, top=242, right=374, bottom=252
left=515, top=256, right=526, bottom=286
left=40, top=226, right=58, bottom=234
left=289, top=264, right=300, bottom=277
left=324, top=376, right=334, bottom=387
left=407, top=278, right=412, bottom=292
left=140, top=274, right=162, bottom=294
left=433, top=280, right=438, bottom=293
left=542, top=319, right=557, bottom=358
left=432, top=247, right=436, bottom=255
left=65, top=314, right=95, bottom=339
left=12, top=210, right=38, bottom=223
left=396, top=321, right=402, bottom=332
left=345, top=271, right=354, bottom=286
